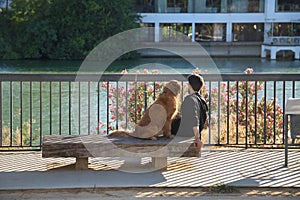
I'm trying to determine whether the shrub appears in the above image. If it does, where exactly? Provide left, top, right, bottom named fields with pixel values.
left=95, top=68, right=284, bottom=145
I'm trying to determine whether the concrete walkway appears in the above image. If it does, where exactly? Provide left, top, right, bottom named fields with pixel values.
left=0, top=149, right=299, bottom=190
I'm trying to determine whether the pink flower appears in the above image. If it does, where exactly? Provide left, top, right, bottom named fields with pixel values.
left=192, top=67, right=201, bottom=74
left=244, top=68, right=254, bottom=74
left=121, top=69, right=128, bottom=74
left=152, top=69, right=160, bottom=74
left=111, top=116, right=116, bottom=121
left=143, top=69, right=149, bottom=74
left=101, top=82, right=107, bottom=88
left=98, top=121, right=104, bottom=128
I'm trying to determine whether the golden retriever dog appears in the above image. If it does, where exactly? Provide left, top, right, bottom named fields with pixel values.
left=109, top=80, right=181, bottom=139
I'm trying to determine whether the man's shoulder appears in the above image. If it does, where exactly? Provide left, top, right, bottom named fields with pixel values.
left=184, top=94, right=195, bottom=101
left=183, top=94, right=199, bottom=105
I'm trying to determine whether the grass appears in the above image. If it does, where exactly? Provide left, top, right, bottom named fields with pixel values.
left=205, top=183, right=239, bottom=193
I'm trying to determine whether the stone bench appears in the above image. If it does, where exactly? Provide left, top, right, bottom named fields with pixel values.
left=42, top=134, right=200, bottom=170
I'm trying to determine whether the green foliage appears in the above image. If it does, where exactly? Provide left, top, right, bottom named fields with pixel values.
left=0, top=0, right=140, bottom=59
left=206, top=183, right=239, bottom=193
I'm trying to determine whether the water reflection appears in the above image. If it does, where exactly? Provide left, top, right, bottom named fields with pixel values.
left=0, top=57, right=299, bottom=73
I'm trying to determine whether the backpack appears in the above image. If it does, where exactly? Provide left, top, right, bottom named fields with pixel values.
left=171, top=93, right=208, bottom=135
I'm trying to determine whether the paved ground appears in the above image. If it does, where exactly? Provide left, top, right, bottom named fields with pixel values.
left=0, top=187, right=299, bottom=200
left=0, top=149, right=299, bottom=199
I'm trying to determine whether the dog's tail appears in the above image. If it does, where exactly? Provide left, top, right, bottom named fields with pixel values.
left=108, top=130, right=133, bottom=138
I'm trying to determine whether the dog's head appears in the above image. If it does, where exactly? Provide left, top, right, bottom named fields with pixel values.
left=163, top=80, right=181, bottom=96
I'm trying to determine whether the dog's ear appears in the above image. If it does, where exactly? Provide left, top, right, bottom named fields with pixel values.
left=164, top=80, right=181, bottom=96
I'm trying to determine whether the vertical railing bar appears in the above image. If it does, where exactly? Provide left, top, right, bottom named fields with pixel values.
left=0, top=81, right=2, bottom=147
left=97, top=81, right=100, bottom=134
left=88, top=81, right=91, bottom=134
left=282, top=81, right=286, bottom=145
left=125, top=81, right=128, bottom=129
left=0, top=81, right=3, bottom=147
left=153, top=81, right=156, bottom=100
left=263, top=81, right=267, bottom=144
left=59, top=81, right=62, bottom=135
left=226, top=81, right=230, bottom=145
left=20, top=81, right=23, bottom=146
left=292, top=81, right=295, bottom=98
left=217, top=81, right=221, bottom=145
left=116, top=82, right=119, bottom=130
left=78, top=82, right=81, bottom=135
left=50, top=81, right=52, bottom=135
left=39, top=82, right=42, bottom=147
left=273, top=81, right=276, bottom=144
left=144, top=82, right=148, bottom=111
left=106, top=81, right=109, bottom=134
left=181, top=81, right=184, bottom=102
left=69, top=82, right=71, bottom=135
left=208, top=81, right=212, bottom=144
left=134, top=81, right=137, bottom=124
left=254, top=81, right=258, bottom=145
left=245, top=81, right=248, bottom=148
left=235, top=81, right=239, bottom=145
left=9, top=81, right=12, bottom=147
left=29, top=81, right=32, bottom=146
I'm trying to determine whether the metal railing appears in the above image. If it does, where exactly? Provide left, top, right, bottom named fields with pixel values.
left=0, top=73, right=299, bottom=150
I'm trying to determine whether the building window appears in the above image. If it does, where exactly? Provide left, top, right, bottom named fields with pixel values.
left=159, top=23, right=192, bottom=41
left=276, top=0, right=300, bottom=12
left=194, top=23, right=226, bottom=42
left=273, top=23, right=300, bottom=36
left=233, top=23, right=264, bottom=42
left=155, top=0, right=188, bottom=13
left=134, top=0, right=155, bottom=13
left=136, top=0, right=265, bottom=13
left=227, top=0, right=264, bottom=13
left=140, top=23, right=155, bottom=42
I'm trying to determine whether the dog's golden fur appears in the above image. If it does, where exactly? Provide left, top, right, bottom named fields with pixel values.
left=109, top=80, right=181, bottom=139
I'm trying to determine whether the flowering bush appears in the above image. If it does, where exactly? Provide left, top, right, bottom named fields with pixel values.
left=204, top=68, right=284, bottom=145
left=96, top=68, right=284, bottom=145
left=96, top=69, right=163, bottom=134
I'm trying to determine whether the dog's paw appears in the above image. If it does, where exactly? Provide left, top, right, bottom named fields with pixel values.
left=167, top=134, right=174, bottom=139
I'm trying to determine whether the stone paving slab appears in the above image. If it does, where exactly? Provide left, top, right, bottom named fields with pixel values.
left=0, top=149, right=299, bottom=190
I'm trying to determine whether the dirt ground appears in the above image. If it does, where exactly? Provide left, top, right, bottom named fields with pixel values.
left=0, top=187, right=299, bottom=200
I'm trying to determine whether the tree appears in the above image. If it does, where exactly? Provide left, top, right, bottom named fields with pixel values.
left=0, top=0, right=140, bottom=59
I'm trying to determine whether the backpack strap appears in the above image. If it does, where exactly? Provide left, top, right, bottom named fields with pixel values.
left=192, top=93, right=208, bottom=132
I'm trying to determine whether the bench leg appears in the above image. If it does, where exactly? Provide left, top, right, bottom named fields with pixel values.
left=152, top=157, right=167, bottom=170
left=75, top=157, right=89, bottom=170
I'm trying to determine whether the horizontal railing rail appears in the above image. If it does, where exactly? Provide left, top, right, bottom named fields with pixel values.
left=0, top=73, right=299, bottom=150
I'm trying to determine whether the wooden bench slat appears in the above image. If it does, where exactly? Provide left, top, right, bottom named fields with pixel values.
left=42, top=135, right=200, bottom=170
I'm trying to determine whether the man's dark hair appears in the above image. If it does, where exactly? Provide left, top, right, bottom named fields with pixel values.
left=188, top=74, right=204, bottom=92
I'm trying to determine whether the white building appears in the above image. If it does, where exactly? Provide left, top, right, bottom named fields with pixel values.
left=134, top=0, right=300, bottom=59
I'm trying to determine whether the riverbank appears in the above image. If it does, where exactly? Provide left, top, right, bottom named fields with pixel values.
left=138, top=42, right=262, bottom=58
